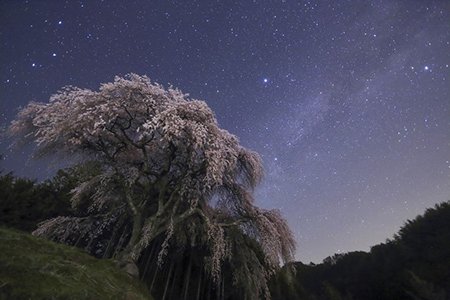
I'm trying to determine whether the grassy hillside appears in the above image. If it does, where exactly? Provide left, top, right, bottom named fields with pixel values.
left=0, top=227, right=152, bottom=300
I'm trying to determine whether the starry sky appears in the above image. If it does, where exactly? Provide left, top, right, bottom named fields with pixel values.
left=1, top=0, right=449, bottom=263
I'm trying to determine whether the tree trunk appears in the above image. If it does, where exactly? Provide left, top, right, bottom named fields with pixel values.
left=118, top=213, right=143, bottom=277
left=150, top=263, right=158, bottom=292
left=162, top=260, right=175, bottom=300
left=127, top=212, right=143, bottom=253
left=196, top=270, right=202, bottom=300
left=183, top=252, right=193, bottom=300
left=141, top=242, right=157, bottom=279
left=221, top=276, right=225, bottom=300
left=206, top=275, right=212, bottom=300
left=169, top=260, right=179, bottom=299
left=216, top=275, right=220, bottom=300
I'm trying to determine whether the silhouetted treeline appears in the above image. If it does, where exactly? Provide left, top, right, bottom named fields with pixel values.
left=270, top=201, right=450, bottom=300
left=0, top=163, right=100, bottom=231
left=0, top=173, right=70, bottom=231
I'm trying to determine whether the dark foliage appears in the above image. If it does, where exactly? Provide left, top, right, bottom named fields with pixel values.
left=270, top=201, right=450, bottom=300
left=0, top=172, right=71, bottom=231
left=0, top=162, right=101, bottom=232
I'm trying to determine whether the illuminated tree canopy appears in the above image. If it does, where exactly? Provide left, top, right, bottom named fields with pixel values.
left=10, top=74, right=295, bottom=298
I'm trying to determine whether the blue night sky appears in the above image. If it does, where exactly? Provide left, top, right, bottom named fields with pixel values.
left=1, top=0, right=449, bottom=263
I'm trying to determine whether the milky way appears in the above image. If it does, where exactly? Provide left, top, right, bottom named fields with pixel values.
left=1, top=1, right=449, bottom=263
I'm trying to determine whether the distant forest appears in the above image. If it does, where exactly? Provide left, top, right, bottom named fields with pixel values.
left=270, top=201, right=450, bottom=300
left=1, top=167, right=449, bottom=300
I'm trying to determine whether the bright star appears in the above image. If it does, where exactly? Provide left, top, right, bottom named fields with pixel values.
left=32, top=63, right=36, bottom=67
left=263, top=78, right=268, bottom=83
left=58, top=20, right=62, bottom=25
left=424, top=65, right=429, bottom=71
left=52, top=53, right=57, bottom=57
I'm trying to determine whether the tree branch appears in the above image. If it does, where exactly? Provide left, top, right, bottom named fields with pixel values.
left=217, top=218, right=248, bottom=227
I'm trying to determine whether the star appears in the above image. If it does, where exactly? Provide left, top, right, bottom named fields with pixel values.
left=263, top=78, right=268, bottom=83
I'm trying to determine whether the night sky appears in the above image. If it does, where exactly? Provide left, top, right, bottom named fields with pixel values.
left=1, top=1, right=449, bottom=263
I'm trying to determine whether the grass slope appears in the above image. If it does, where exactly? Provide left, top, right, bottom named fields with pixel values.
left=0, top=227, right=152, bottom=300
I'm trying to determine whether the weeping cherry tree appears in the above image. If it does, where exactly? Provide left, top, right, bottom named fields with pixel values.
left=9, top=74, right=295, bottom=298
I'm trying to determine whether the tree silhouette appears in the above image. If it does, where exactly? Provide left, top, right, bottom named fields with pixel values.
left=269, top=201, right=450, bottom=300
left=0, top=172, right=72, bottom=231
left=9, top=74, right=295, bottom=297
